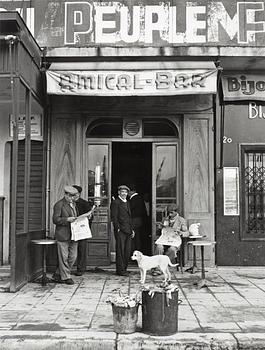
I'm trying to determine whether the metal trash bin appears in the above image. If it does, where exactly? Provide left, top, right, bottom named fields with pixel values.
left=112, top=304, right=139, bottom=334
left=142, top=289, right=179, bottom=335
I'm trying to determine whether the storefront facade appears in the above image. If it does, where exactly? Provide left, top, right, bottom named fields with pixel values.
left=1, top=0, right=265, bottom=280
left=47, top=72, right=216, bottom=266
left=216, top=74, right=265, bottom=265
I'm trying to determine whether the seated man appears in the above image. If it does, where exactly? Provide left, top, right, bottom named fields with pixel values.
left=153, top=204, right=188, bottom=275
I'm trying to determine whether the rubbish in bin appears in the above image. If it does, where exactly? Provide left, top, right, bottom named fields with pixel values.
left=106, top=288, right=141, bottom=334
left=142, top=283, right=181, bottom=335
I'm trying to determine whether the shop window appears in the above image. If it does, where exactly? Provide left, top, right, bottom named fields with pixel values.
left=241, top=146, right=265, bottom=240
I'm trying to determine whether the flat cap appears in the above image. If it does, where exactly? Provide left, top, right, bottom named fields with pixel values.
left=64, top=185, right=78, bottom=195
left=118, top=185, right=130, bottom=192
left=72, top=185, right=82, bottom=193
left=167, top=204, right=179, bottom=212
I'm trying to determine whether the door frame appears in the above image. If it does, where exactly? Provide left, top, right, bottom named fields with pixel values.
left=86, top=138, right=181, bottom=259
left=85, top=141, right=112, bottom=265
left=152, top=142, right=180, bottom=254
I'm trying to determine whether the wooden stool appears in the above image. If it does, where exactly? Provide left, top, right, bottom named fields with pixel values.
left=188, top=240, right=216, bottom=289
left=31, top=239, right=57, bottom=286
left=185, top=235, right=203, bottom=274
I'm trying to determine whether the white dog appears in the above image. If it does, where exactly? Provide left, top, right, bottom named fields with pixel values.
left=131, top=250, right=178, bottom=284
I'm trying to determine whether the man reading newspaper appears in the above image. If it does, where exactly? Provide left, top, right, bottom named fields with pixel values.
left=153, top=204, right=188, bottom=275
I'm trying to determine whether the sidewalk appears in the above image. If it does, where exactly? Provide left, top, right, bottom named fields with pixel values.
left=1, top=265, right=265, bottom=349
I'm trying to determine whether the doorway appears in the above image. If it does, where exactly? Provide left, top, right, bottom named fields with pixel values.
left=112, top=142, right=152, bottom=254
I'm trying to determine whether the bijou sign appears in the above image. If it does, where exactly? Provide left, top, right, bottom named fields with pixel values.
left=222, top=74, right=265, bottom=101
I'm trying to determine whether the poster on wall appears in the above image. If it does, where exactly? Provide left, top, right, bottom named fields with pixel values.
left=223, top=167, right=240, bottom=216
left=9, top=114, right=42, bottom=138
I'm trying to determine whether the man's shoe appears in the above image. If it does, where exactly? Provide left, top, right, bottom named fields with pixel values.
left=151, top=269, right=162, bottom=276
left=63, top=278, right=74, bottom=285
left=52, top=273, right=62, bottom=282
left=75, top=271, right=83, bottom=276
left=116, top=271, right=130, bottom=277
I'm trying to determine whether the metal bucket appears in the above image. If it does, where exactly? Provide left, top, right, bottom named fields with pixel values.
left=142, top=290, right=179, bottom=336
left=112, top=304, right=139, bottom=334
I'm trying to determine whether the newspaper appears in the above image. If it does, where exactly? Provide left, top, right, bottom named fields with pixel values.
left=155, top=227, right=182, bottom=248
left=70, top=205, right=96, bottom=241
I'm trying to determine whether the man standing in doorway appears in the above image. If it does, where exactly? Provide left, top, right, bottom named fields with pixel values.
left=72, top=185, right=93, bottom=276
left=129, top=184, right=147, bottom=253
left=111, top=185, right=135, bottom=276
left=52, top=185, right=79, bottom=285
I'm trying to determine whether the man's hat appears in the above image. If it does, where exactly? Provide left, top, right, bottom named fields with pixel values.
left=64, top=185, right=78, bottom=196
left=73, top=185, right=82, bottom=193
left=167, top=204, right=179, bottom=212
left=128, top=183, right=136, bottom=191
left=118, top=185, right=130, bottom=192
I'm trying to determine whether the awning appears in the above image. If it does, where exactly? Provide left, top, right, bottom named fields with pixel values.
left=222, top=73, right=265, bottom=101
left=46, top=61, right=217, bottom=97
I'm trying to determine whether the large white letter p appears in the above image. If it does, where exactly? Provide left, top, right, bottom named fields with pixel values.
left=65, top=2, right=92, bottom=44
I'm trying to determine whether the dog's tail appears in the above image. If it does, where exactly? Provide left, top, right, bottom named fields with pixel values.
left=168, top=262, right=179, bottom=267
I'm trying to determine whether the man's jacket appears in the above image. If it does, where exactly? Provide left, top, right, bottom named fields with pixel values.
left=110, top=197, right=133, bottom=235
left=53, top=198, right=79, bottom=241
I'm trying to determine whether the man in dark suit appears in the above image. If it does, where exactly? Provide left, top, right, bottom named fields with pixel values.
left=129, top=184, right=147, bottom=253
left=52, top=185, right=79, bottom=285
left=72, top=185, right=93, bottom=276
left=110, top=185, right=135, bottom=276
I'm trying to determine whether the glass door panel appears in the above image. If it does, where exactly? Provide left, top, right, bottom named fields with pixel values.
left=152, top=143, right=179, bottom=253
left=87, top=144, right=109, bottom=206
left=87, top=143, right=110, bottom=265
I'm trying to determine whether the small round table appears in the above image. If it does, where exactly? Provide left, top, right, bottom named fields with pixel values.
left=185, top=235, right=204, bottom=274
left=188, top=240, right=216, bottom=289
left=31, top=239, right=57, bottom=286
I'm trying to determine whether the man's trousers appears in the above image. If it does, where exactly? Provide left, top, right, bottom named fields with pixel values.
left=114, top=230, right=132, bottom=274
left=76, top=239, right=88, bottom=272
left=57, top=240, right=78, bottom=280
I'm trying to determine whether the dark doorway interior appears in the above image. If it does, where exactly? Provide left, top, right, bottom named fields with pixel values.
left=112, top=142, right=152, bottom=255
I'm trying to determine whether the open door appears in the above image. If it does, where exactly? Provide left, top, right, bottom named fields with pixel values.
left=10, top=85, right=46, bottom=292
left=112, top=142, right=152, bottom=255
left=152, top=142, right=179, bottom=254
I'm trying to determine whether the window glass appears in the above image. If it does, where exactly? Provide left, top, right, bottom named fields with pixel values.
left=243, top=150, right=265, bottom=238
left=143, top=119, right=178, bottom=137
left=87, top=144, right=108, bottom=206
left=156, top=145, right=177, bottom=198
left=86, top=118, right=178, bottom=138
left=86, top=119, right=122, bottom=138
